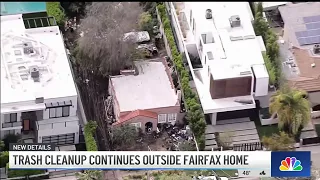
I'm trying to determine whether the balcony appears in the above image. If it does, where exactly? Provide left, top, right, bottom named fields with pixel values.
left=36, top=116, right=79, bottom=130
left=2, top=121, right=22, bottom=128
left=23, top=16, right=56, bottom=29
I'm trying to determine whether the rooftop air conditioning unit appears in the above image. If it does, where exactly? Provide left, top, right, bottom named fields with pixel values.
left=313, top=44, right=320, bottom=54
left=205, top=9, right=212, bottom=19
left=229, top=15, right=241, bottom=28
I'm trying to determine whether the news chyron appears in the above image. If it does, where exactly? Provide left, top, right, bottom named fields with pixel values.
left=9, top=143, right=55, bottom=151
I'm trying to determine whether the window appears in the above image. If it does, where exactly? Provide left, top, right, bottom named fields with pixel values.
left=10, top=113, right=17, bottom=122
left=46, top=101, right=72, bottom=118
left=167, top=113, right=177, bottom=122
left=62, top=106, right=70, bottom=117
left=158, top=114, right=167, bottom=123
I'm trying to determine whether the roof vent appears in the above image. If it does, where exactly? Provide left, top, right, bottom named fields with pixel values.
left=30, top=66, right=40, bottom=82
left=229, top=15, right=241, bottom=28
left=314, top=44, right=320, bottom=54
left=35, top=97, right=44, bottom=104
left=240, top=71, right=251, bottom=75
left=205, top=9, right=212, bottom=19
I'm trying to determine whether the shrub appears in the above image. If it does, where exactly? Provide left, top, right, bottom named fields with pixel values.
left=84, top=121, right=98, bottom=151
left=253, top=5, right=281, bottom=86
left=3, top=134, right=21, bottom=151
left=6, top=163, right=45, bottom=178
left=157, top=4, right=205, bottom=150
left=139, top=12, right=153, bottom=34
left=46, top=2, right=65, bottom=26
left=0, top=151, right=9, bottom=168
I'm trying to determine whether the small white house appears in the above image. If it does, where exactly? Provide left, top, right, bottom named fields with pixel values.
left=0, top=14, right=80, bottom=146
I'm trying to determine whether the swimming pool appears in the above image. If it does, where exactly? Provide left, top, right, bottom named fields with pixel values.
left=1, top=2, right=46, bottom=16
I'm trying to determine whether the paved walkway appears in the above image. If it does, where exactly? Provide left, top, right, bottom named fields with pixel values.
left=205, top=118, right=260, bottom=150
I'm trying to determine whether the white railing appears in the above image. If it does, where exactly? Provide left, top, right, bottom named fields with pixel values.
left=311, top=110, right=320, bottom=119
left=168, top=2, right=186, bottom=52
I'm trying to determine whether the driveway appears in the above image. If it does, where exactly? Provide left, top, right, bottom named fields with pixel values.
left=296, top=145, right=320, bottom=168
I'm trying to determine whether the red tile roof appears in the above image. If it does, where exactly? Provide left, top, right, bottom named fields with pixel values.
left=289, top=47, right=320, bottom=92
left=113, top=109, right=158, bottom=126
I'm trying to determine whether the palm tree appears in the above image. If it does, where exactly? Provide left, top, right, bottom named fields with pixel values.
left=75, top=170, right=103, bottom=180
left=269, top=86, right=311, bottom=135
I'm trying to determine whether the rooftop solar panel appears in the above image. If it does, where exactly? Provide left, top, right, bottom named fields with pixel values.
left=303, top=15, right=320, bottom=23
left=295, top=29, right=320, bottom=38
left=306, top=22, right=320, bottom=30
left=297, top=35, right=320, bottom=46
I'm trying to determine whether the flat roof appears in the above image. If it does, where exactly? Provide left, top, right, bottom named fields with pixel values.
left=110, top=60, right=178, bottom=112
left=1, top=14, right=77, bottom=105
left=187, top=2, right=267, bottom=80
left=1, top=2, right=46, bottom=16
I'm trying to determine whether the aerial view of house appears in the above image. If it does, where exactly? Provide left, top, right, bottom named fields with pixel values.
left=1, top=1, right=320, bottom=180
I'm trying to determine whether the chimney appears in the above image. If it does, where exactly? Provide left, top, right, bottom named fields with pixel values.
left=30, top=66, right=40, bottom=82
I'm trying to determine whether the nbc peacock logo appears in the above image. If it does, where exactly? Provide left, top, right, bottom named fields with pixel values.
left=279, top=157, right=303, bottom=171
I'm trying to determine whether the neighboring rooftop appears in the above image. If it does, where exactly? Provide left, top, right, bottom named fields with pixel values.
left=279, top=2, right=320, bottom=47
left=1, top=2, right=46, bottom=16
left=279, top=2, right=320, bottom=92
left=1, top=14, right=77, bottom=105
left=260, top=2, right=288, bottom=11
left=110, top=60, right=179, bottom=112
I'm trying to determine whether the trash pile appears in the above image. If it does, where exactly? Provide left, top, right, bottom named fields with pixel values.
left=159, top=123, right=196, bottom=151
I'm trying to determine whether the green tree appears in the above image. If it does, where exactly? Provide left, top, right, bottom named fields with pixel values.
left=266, top=32, right=280, bottom=62
left=263, top=52, right=276, bottom=85
left=269, top=86, right=311, bottom=135
left=253, top=12, right=269, bottom=40
left=111, top=124, right=139, bottom=150
left=75, top=170, right=103, bottom=180
left=0, top=140, right=4, bottom=150
left=46, top=2, right=66, bottom=26
left=262, top=132, right=295, bottom=151
left=139, top=12, right=153, bottom=34
left=0, top=151, right=9, bottom=168
left=255, top=2, right=264, bottom=15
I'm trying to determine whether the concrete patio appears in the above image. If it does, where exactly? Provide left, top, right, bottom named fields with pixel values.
left=205, top=118, right=260, bottom=150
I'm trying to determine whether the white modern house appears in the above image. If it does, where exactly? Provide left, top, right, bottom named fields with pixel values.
left=167, top=2, right=270, bottom=125
left=0, top=14, right=80, bottom=145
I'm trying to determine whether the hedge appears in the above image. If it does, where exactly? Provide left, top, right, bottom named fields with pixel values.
left=253, top=3, right=281, bottom=86
left=157, top=4, right=206, bottom=150
left=84, top=121, right=98, bottom=151
left=46, top=2, right=65, bottom=26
